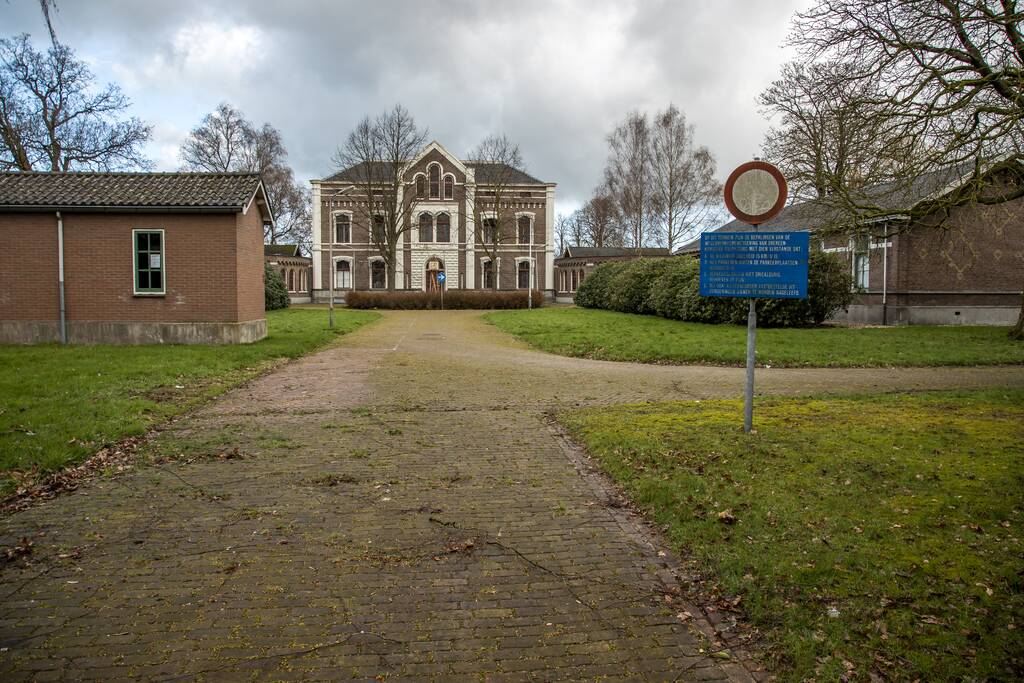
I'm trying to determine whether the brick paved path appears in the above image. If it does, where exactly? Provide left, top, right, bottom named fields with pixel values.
left=3, top=311, right=1022, bottom=681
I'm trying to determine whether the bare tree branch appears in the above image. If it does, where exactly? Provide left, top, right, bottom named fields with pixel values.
left=0, top=34, right=151, bottom=172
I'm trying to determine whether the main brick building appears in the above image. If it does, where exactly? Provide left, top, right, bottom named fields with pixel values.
left=311, top=141, right=556, bottom=299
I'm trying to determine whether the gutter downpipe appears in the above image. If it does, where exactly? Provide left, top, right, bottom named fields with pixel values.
left=57, top=211, right=67, bottom=344
left=881, top=224, right=888, bottom=326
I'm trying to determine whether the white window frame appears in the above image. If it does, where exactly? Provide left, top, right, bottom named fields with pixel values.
left=332, top=211, right=353, bottom=244
left=435, top=211, right=452, bottom=243
left=132, top=228, right=166, bottom=296
left=515, top=211, right=535, bottom=245
left=428, top=162, right=442, bottom=199
left=368, top=256, right=387, bottom=290
left=514, top=256, right=535, bottom=290
left=442, top=173, right=455, bottom=200
left=480, top=256, right=499, bottom=289
left=333, top=256, right=353, bottom=290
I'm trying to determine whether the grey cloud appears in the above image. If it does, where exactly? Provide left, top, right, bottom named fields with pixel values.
left=2, top=0, right=805, bottom=217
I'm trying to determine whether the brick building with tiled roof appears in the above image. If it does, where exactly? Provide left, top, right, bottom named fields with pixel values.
left=0, top=172, right=274, bottom=344
left=554, top=246, right=671, bottom=302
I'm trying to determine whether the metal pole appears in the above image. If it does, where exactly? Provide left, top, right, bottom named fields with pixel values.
left=881, top=225, right=888, bottom=326
left=56, top=211, right=67, bottom=344
left=327, top=237, right=334, bottom=329
left=744, top=298, right=756, bottom=433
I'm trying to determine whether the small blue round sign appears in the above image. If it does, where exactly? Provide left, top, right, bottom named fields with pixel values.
left=437, top=272, right=446, bottom=283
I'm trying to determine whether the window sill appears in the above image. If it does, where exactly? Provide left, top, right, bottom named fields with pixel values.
left=133, top=292, right=165, bottom=298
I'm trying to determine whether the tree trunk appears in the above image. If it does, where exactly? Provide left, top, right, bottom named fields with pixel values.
left=387, top=242, right=397, bottom=292
left=1010, top=284, right=1024, bottom=341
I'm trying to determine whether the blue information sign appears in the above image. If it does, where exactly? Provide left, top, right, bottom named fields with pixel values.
left=699, top=231, right=809, bottom=299
left=437, top=272, right=446, bottom=283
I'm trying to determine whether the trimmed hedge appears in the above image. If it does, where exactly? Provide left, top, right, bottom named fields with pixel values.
left=264, top=264, right=291, bottom=311
left=347, top=289, right=544, bottom=310
left=575, top=252, right=853, bottom=327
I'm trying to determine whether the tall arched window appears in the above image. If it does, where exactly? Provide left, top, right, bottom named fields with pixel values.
left=517, top=260, right=531, bottom=289
left=288, top=269, right=295, bottom=291
left=571, top=269, right=578, bottom=292
left=482, top=218, right=498, bottom=244
left=435, top=213, right=450, bottom=242
left=418, top=213, right=433, bottom=242
left=443, top=175, right=454, bottom=200
left=370, top=260, right=386, bottom=289
left=415, top=175, right=426, bottom=198
left=517, top=215, right=531, bottom=244
left=482, top=260, right=495, bottom=289
left=335, top=260, right=351, bottom=289
left=429, top=164, right=440, bottom=198
left=334, top=213, right=351, bottom=243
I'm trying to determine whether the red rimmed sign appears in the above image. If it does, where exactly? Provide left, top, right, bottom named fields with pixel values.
left=723, top=160, right=787, bottom=225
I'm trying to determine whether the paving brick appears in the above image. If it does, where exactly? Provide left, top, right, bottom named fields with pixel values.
left=0, top=312, right=762, bottom=682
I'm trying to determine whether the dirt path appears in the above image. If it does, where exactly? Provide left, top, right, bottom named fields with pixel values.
left=1, top=311, right=1021, bottom=681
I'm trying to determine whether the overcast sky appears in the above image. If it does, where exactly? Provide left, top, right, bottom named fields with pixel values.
left=4, top=0, right=809, bottom=220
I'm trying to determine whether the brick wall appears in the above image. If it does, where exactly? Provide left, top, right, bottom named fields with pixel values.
left=0, top=211, right=263, bottom=325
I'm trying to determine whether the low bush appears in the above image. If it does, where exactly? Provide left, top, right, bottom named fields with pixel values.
left=347, top=289, right=543, bottom=310
left=264, top=264, right=290, bottom=311
left=575, top=251, right=853, bottom=327
left=573, top=261, right=624, bottom=309
left=607, top=259, right=673, bottom=315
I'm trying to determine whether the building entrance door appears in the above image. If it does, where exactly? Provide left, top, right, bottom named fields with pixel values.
left=425, top=259, right=445, bottom=292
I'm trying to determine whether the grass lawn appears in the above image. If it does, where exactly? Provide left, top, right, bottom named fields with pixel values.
left=0, top=308, right=377, bottom=492
left=560, top=390, right=1024, bottom=681
left=486, top=307, right=1024, bottom=367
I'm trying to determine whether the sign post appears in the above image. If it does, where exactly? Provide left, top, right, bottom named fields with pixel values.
left=437, top=271, right=446, bottom=310
left=703, top=161, right=799, bottom=433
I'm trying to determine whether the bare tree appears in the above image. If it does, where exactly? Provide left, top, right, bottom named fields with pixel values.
left=759, top=61, right=922, bottom=201
left=38, top=0, right=59, bottom=46
left=332, top=104, right=428, bottom=291
left=604, top=112, right=655, bottom=252
left=555, top=213, right=571, bottom=255
left=179, top=103, right=251, bottom=173
left=792, top=0, right=1023, bottom=170
left=650, top=104, right=722, bottom=251
left=180, top=103, right=311, bottom=249
left=467, top=134, right=526, bottom=290
left=788, top=0, right=1024, bottom=338
left=0, top=34, right=150, bottom=171
left=578, top=189, right=623, bottom=248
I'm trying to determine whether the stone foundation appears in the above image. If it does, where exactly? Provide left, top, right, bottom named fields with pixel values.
left=833, top=304, right=1018, bottom=326
left=0, top=319, right=267, bottom=345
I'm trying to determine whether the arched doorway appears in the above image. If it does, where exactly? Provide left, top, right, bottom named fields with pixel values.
left=425, top=257, right=445, bottom=292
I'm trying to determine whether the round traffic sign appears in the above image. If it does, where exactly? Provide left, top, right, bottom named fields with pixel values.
left=724, top=161, right=787, bottom=225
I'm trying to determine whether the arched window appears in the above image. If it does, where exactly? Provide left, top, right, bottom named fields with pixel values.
left=482, top=218, right=498, bottom=244
left=435, top=213, right=450, bottom=242
left=280, top=268, right=286, bottom=282
left=429, top=164, right=440, bottom=198
left=443, top=175, right=454, bottom=200
left=570, top=269, right=578, bottom=292
left=517, top=260, right=531, bottom=289
left=288, top=269, right=295, bottom=291
left=578, top=269, right=585, bottom=285
left=370, top=260, right=386, bottom=289
left=335, top=260, right=351, bottom=289
left=482, top=259, right=495, bottom=289
left=334, top=213, right=351, bottom=243
left=415, top=175, right=426, bottom=198
left=517, top=215, right=531, bottom=244
left=418, top=213, right=433, bottom=242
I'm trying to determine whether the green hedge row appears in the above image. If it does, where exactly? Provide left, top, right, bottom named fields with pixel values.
left=347, top=289, right=544, bottom=310
left=575, top=253, right=853, bottom=326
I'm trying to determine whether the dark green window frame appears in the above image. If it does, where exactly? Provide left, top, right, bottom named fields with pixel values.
left=133, top=229, right=165, bottom=295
